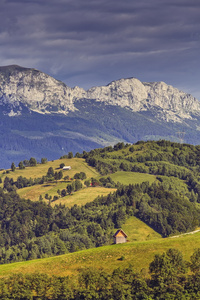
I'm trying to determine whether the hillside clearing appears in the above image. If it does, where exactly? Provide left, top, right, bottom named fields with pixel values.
left=18, top=184, right=116, bottom=206
left=50, top=186, right=116, bottom=207
left=108, top=171, right=157, bottom=185
left=122, top=216, right=161, bottom=242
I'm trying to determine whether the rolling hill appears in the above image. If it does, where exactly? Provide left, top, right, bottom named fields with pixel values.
left=0, top=140, right=199, bottom=266
left=0, top=140, right=200, bottom=298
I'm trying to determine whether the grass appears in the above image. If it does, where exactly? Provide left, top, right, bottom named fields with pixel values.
left=17, top=179, right=116, bottom=207
left=4, top=158, right=104, bottom=205
left=0, top=158, right=99, bottom=182
left=18, top=181, right=70, bottom=202
left=122, top=216, right=161, bottom=242
left=51, top=187, right=116, bottom=207
left=108, top=171, right=157, bottom=185
left=2, top=158, right=157, bottom=206
left=0, top=232, right=200, bottom=278
left=18, top=183, right=116, bottom=207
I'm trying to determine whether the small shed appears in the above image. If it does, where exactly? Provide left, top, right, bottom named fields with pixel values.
left=113, top=229, right=128, bottom=244
left=63, top=166, right=71, bottom=170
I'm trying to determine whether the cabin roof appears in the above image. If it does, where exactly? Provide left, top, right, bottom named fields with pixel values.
left=113, top=229, right=128, bottom=238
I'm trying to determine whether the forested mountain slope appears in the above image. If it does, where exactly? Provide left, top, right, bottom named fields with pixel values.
left=0, top=140, right=200, bottom=265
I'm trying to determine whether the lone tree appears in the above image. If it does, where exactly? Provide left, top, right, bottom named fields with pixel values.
left=11, top=162, right=16, bottom=172
left=47, top=167, right=54, bottom=178
left=18, top=161, right=25, bottom=169
left=23, top=160, right=30, bottom=167
left=58, top=170, right=63, bottom=180
left=67, top=184, right=74, bottom=195
left=74, top=179, right=82, bottom=191
left=61, top=189, right=67, bottom=197
left=29, top=157, right=37, bottom=167
left=41, top=158, right=47, bottom=164
left=68, top=152, right=73, bottom=159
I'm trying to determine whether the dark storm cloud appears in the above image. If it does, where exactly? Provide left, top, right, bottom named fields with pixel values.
left=0, top=0, right=200, bottom=97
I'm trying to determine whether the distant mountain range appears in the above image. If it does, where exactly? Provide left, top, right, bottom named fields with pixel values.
left=0, top=64, right=200, bottom=168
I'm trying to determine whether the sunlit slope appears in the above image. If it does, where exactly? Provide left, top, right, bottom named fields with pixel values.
left=108, top=171, right=157, bottom=185
left=122, top=216, right=161, bottom=242
left=5, top=156, right=159, bottom=205
left=0, top=158, right=99, bottom=181
left=16, top=170, right=157, bottom=205
left=0, top=232, right=200, bottom=278
left=1, top=158, right=102, bottom=204
left=18, top=185, right=116, bottom=207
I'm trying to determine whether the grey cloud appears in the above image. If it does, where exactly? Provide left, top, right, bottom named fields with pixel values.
left=0, top=0, right=199, bottom=98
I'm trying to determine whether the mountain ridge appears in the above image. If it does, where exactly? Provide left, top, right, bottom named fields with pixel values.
left=1, top=65, right=200, bottom=168
left=0, top=65, right=199, bottom=122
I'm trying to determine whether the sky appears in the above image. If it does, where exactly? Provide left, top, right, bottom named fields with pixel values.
left=0, top=0, right=200, bottom=98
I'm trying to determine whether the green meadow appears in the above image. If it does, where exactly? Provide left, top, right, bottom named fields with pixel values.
left=122, top=216, right=161, bottom=242
left=12, top=158, right=158, bottom=206
left=108, top=171, right=157, bottom=185
left=0, top=231, right=200, bottom=278
left=0, top=158, right=99, bottom=182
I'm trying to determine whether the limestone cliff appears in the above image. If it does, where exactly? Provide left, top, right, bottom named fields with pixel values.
left=0, top=65, right=199, bottom=123
left=0, top=65, right=85, bottom=115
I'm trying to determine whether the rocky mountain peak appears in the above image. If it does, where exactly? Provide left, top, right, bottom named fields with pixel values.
left=86, top=77, right=200, bottom=121
left=0, top=65, right=86, bottom=114
left=142, top=81, right=200, bottom=121
left=87, top=77, right=147, bottom=111
left=0, top=65, right=199, bottom=123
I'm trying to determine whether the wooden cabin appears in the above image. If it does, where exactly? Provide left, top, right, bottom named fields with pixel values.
left=113, top=229, right=128, bottom=244
left=63, top=166, right=71, bottom=170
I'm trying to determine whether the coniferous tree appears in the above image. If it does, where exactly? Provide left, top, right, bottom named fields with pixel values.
left=68, top=152, right=73, bottom=159
left=11, top=162, right=16, bottom=172
left=47, top=167, right=54, bottom=178
left=29, top=157, right=37, bottom=166
left=18, top=161, right=25, bottom=169
left=41, top=157, right=47, bottom=164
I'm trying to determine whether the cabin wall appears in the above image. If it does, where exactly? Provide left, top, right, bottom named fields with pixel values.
left=115, top=236, right=127, bottom=244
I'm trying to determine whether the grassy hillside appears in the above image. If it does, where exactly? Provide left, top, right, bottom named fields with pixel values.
left=2, top=157, right=110, bottom=205
left=0, top=158, right=99, bottom=181
left=108, top=171, right=157, bottom=185
left=51, top=186, right=116, bottom=207
left=17, top=171, right=157, bottom=205
left=122, top=216, right=161, bottom=242
left=18, top=185, right=116, bottom=207
left=4, top=158, right=158, bottom=205
left=1, top=139, right=200, bottom=269
left=0, top=231, right=200, bottom=278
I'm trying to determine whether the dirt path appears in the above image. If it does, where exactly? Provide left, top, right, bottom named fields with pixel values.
left=170, top=229, right=200, bottom=238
